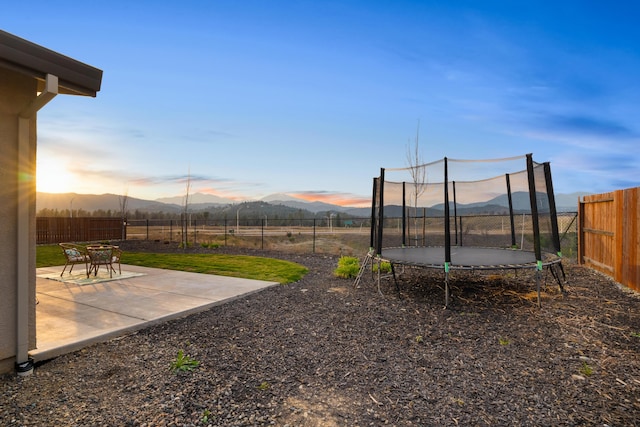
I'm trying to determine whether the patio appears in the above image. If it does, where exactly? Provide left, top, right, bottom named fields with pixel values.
left=32, top=264, right=278, bottom=362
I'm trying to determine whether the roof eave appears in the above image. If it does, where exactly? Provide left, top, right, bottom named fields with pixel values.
left=0, top=30, right=102, bottom=97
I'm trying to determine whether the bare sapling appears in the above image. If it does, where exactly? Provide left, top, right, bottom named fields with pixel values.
left=405, top=121, right=427, bottom=245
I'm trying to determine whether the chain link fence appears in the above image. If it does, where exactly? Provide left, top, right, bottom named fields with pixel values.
left=124, top=212, right=579, bottom=261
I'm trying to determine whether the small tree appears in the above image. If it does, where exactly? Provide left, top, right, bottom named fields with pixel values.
left=406, top=121, right=427, bottom=245
left=118, top=187, right=129, bottom=240
left=182, top=170, right=192, bottom=248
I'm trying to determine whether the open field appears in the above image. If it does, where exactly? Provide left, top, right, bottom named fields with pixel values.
left=125, top=224, right=579, bottom=262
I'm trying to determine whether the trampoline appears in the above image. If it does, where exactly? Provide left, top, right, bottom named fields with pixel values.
left=380, top=246, right=561, bottom=270
left=359, top=154, right=565, bottom=307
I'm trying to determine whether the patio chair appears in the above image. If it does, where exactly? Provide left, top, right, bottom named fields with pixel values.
left=59, top=243, right=90, bottom=277
left=87, top=246, right=115, bottom=278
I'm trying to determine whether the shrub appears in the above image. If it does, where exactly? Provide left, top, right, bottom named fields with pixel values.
left=372, top=261, right=392, bottom=273
left=333, top=256, right=360, bottom=279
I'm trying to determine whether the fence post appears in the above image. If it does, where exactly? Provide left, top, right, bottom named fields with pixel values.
left=578, top=199, right=584, bottom=265
left=614, top=190, right=624, bottom=285
left=422, top=207, right=426, bottom=246
left=313, top=218, right=316, bottom=253
left=261, top=218, right=264, bottom=250
left=224, top=218, right=227, bottom=246
left=146, top=219, right=149, bottom=240
left=193, top=219, right=197, bottom=245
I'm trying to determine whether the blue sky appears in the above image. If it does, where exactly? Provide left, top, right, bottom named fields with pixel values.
left=4, top=1, right=639, bottom=206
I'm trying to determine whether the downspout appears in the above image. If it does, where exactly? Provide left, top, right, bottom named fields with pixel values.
left=16, top=74, right=58, bottom=375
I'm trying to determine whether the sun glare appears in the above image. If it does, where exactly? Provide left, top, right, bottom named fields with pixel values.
left=36, top=157, right=75, bottom=193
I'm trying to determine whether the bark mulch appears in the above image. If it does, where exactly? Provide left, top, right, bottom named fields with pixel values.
left=2, top=241, right=639, bottom=426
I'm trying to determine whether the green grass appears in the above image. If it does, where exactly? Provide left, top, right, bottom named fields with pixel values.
left=37, top=244, right=66, bottom=268
left=36, top=244, right=308, bottom=284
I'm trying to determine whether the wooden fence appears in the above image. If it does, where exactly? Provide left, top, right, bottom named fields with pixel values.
left=578, top=187, right=639, bottom=292
left=36, top=217, right=124, bottom=244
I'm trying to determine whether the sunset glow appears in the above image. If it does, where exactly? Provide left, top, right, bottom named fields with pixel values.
left=291, top=192, right=370, bottom=208
left=36, top=157, right=75, bottom=194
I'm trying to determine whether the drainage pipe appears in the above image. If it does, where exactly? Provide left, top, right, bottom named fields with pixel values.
left=16, top=74, right=58, bottom=375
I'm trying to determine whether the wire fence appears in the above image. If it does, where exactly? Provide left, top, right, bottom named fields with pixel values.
left=124, top=212, right=579, bottom=261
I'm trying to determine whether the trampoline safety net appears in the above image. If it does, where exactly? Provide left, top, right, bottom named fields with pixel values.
left=370, top=153, right=562, bottom=270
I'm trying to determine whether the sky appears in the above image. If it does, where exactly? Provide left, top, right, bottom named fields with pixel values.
left=3, top=1, right=639, bottom=206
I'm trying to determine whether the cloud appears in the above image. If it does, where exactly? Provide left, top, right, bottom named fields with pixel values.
left=121, top=173, right=236, bottom=188
left=290, top=191, right=370, bottom=207
left=551, top=150, right=640, bottom=194
left=540, top=114, right=636, bottom=139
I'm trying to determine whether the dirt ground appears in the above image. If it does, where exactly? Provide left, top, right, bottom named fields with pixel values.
left=2, top=241, right=639, bottom=426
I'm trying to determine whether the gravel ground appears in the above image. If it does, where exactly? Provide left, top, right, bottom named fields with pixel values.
left=2, top=241, right=640, bottom=426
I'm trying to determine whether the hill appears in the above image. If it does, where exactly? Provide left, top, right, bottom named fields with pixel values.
left=36, top=192, right=181, bottom=215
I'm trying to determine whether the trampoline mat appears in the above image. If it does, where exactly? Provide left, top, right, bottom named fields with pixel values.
left=380, top=246, right=559, bottom=269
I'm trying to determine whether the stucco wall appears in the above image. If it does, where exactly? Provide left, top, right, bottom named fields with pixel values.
left=0, top=68, right=37, bottom=373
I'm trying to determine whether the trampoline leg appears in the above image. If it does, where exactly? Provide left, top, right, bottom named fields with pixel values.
left=553, top=263, right=567, bottom=295
left=536, top=269, right=542, bottom=308
left=444, top=271, right=450, bottom=308
left=377, top=260, right=383, bottom=296
left=353, top=253, right=371, bottom=288
left=390, top=262, right=400, bottom=297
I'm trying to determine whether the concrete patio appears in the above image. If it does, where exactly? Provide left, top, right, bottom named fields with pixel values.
left=32, top=264, right=278, bottom=362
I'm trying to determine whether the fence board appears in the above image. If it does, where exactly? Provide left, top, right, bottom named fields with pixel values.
left=579, top=187, right=640, bottom=292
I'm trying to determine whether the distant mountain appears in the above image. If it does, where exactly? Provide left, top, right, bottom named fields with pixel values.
left=260, top=193, right=301, bottom=203
left=260, top=193, right=379, bottom=214
left=36, top=192, right=180, bottom=214
left=554, top=192, right=589, bottom=210
left=481, top=191, right=585, bottom=212
left=264, top=198, right=353, bottom=214
left=155, top=193, right=236, bottom=206
left=481, top=192, right=585, bottom=211
left=343, top=207, right=371, bottom=216
left=431, top=191, right=585, bottom=213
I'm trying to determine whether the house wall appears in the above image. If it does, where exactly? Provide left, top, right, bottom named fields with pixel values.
left=0, top=68, right=37, bottom=374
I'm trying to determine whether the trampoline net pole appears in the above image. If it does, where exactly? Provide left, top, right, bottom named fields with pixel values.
left=544, top=162, right=562, bottom=257
left=453, top=181, right=458, bottom=246
left=505, top=173, right=516, bottom=247
left=526, top=154, right=542, bottom=267
left=376, top=168, right=385, bottom=256
left=444, top=157, right=451, bottom=264
left=402, top=182, right=407, bottom=247
left=370, top=177, right=377, bottom=251
left=420, top=208, right=423, bottom=246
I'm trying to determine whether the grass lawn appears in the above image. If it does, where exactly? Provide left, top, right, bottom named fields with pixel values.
left=37, top=244, right=308, bottom=284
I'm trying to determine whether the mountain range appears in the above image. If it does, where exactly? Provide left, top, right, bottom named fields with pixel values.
left=36, top=192, right=371, bottom=216
left=36, top=191, right=586, bottom=217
